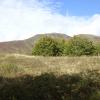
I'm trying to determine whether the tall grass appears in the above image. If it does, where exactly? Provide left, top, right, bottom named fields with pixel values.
left=0, top=54, right=100, bottom=99
left=0, top=54, right=100, bottom=76
left=0, top=64, right=25, bottom=77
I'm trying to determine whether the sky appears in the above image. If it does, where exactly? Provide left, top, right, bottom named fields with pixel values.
left=0, top=0, right=100, bottom=42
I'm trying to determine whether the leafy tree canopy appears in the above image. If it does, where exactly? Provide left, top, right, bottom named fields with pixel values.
left=32, top=36, right=98, bottom=56
left=63, top=36, right=96, bottom=56
left=32, top=36, right=64, bottom=56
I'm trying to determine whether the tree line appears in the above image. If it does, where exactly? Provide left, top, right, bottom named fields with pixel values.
left=32, top=36, right=100, bottom=56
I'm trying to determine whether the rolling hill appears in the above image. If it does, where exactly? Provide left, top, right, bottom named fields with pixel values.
left=0, top=33, right=100, bottom=55
left=76, top=34, right=100, bottom=43
left=0, top=33, right=70, bottom=54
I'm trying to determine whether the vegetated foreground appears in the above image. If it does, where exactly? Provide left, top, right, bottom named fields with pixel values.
left=0, top=54, right=100, bottom=77
left=0, top=54, right=100, bottom=100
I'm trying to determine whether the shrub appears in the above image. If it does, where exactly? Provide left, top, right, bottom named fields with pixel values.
left=32, top=36, right=98, bottom=56
left=32, top=36, right=64, bottom=56
left=63, top=36, right=96, bottom=56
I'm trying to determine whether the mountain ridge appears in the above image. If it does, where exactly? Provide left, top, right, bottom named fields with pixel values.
left=0, top=33, right=70, bottom=54
left=0, top=33, right=100, bottom=55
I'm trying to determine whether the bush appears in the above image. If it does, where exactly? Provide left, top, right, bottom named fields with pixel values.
left=32, top=36, right=98, bottom=56
left=63, top=36, right=96, bottom=56
left=32, top=36, right=64, bottom=56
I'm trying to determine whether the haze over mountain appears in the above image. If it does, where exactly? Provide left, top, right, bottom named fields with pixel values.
left=0, top=33, right=100, bottom=55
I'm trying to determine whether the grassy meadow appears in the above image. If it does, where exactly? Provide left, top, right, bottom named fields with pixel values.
left=0, top=54, right=100, bottom=100
left=0, top=54, right=100, bottom=77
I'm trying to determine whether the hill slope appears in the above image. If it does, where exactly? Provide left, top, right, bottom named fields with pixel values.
left=0, top=33, right=70, bottom=54
left=0, top=33, right=100, bottom=55
left=76, top=34, right=100, bottom=43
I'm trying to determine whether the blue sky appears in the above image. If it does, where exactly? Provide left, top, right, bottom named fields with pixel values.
left=59, top=0, right=100, bottom=16
left=0, top=0, right=100, bottom=42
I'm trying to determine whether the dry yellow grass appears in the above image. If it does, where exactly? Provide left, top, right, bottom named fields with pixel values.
left=0, top=53, right=100, bottom=77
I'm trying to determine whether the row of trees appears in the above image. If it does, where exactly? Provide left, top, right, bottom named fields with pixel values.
left=32, top=36, right=100, bottom=56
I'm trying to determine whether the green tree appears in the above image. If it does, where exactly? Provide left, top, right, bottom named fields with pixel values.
left=63, top=36, right=96, bottom=56
left=32, top=36, right=63, bottom=56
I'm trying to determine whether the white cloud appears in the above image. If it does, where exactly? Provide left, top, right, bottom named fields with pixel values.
left=0, top=0, right=100, bottom=42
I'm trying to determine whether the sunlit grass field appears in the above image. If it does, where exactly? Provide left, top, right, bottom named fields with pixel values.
left=0, top=53, right=99, bottom=77
left=0, top=54, right=100, bottom=100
